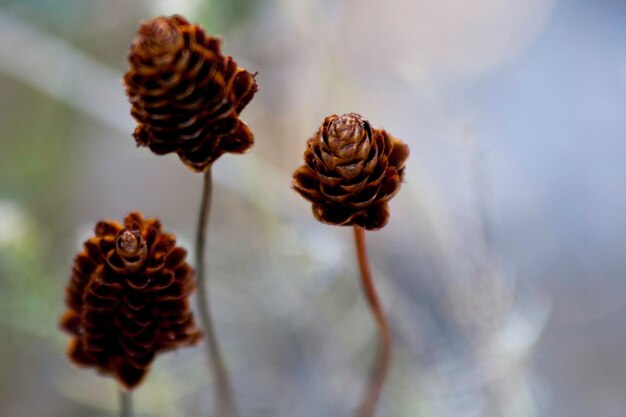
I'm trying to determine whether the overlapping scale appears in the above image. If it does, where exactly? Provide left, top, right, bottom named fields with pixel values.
left=292, top=113, right=409, bottom=230
left=60, top=212, right=201, bottom=389
left=124, top=15, right=258, bottom=172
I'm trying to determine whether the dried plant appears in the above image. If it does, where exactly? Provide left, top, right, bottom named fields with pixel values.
left=292, top=113, right=409, bottom=417
left=124, top=15, right=258, bottom=172
left=123, top=14, right=259, bottom=417
left=60, top=212, right=201, bottom=390
left=293, top=113, right=409, bottom=230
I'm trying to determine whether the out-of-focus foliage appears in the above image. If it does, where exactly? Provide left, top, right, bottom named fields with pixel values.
left=0, top=202, right=60, bottom=339
left=196, top=0, right=263, bottom=32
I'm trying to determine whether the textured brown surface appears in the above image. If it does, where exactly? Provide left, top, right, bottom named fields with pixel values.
left=60, top=212, right=202, bottom=389
left=124, top=15, right=258, bottom=172
left=292, top=113, right=409, bottom=230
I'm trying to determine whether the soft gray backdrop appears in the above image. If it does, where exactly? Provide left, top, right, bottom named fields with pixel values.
left=0, top=1, right=624, bottom=416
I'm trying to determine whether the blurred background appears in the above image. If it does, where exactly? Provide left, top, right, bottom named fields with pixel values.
left=0, top=0, right=624, bottom=416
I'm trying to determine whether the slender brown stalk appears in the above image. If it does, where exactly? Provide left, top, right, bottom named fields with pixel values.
left=353, top=226, right=392, bottom=417
left=119, top=388, right=132, bottom=417
left=195, top=169, right=238, bottom=417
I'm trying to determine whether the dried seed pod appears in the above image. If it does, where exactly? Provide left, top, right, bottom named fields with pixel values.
left=60, top=212, right=202, bottom=389
left=124, top=15, right=258, bottom=172
left=292, top=113, right=409, bottom=230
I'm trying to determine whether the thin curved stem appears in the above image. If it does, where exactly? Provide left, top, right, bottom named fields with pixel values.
left=353, top=226, right=392, bottom=417
left=119, top=388, right=132, bottom=417
left=195, top=168, right=237, bottom=417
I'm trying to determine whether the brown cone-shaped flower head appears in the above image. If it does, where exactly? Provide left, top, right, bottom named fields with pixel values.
left=60, top=212, right=202, bottom=389
left=292, top=113, right=409, bottom=230
left=124, top=15, right=258, bottom=172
